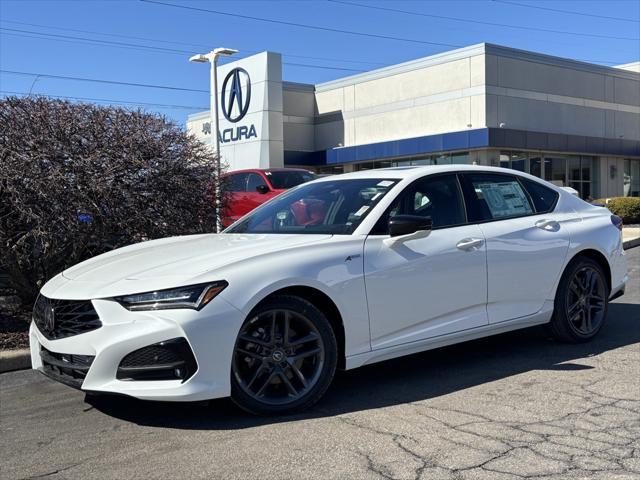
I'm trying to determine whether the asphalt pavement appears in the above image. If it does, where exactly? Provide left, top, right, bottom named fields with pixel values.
left=1, top=248, right=639, bottom=480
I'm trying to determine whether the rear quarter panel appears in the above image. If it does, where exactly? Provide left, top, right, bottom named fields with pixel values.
left=559, top=196, right=626, bottom=295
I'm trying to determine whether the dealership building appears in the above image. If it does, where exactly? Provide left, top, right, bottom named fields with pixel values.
left=187, top=43, right=640, bottom=199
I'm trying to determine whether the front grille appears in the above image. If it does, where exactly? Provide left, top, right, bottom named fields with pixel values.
left=33, top=295, right=102, bottom=340
left=40, top=347, right=95, bottom=389
left=117, top=338, right=197, bottom=382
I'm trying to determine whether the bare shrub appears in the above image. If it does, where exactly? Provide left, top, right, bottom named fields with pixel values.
left=0, top=96, right=224, bottom=306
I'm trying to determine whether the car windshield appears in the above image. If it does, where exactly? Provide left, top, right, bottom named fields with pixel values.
left=266, top=170, right=316, bottom=189
left=226, top=178, right=399, bottom=234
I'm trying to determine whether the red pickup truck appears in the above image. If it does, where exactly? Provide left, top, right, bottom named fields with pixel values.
left=222, top=168, right=316, bottom=227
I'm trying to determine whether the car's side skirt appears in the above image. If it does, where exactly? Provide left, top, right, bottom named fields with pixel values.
left=345, top=300, right=554, bottom=370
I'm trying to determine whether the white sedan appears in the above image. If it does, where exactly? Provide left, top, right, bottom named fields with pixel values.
left=30, top=165, right=628, bottom=414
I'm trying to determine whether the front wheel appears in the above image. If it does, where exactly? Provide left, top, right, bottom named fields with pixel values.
left=230, top=295, right=337, bottom=415
left=550, top=256, right=609, bottom=343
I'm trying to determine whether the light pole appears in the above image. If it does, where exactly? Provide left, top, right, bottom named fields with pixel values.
left=189, top=47, right=238, bottom=232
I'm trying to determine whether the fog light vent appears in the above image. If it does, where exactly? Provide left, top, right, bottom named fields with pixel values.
left=116, top=338, right=197, bottom=382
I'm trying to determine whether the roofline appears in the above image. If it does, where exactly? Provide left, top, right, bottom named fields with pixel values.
left=283, top=81, right=315, bottom=92
left=315, top=42, right=639, bottom=92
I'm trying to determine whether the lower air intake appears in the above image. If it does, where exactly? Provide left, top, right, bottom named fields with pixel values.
left=117, top=338, right=197, bottom=382
left=40, top=347, right=95, bottom=389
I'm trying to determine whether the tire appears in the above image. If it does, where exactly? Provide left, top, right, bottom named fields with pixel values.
left=230, top=294, right=337, bottom=415
left=550, top=256, right=609, bottom=343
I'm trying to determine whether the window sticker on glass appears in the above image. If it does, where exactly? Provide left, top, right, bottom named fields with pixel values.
left=377, top=180, right=394, bottom=187
left=353, top=205, right=369, bottom=217
left=475, top=181, right=533, bottom=218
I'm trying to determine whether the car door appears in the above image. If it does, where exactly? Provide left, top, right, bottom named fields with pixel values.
left=459, top=172, right=570, bottom=324
left=364, top=173, right=488, bottom=351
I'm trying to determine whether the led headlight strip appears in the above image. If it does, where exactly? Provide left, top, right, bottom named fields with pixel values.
left=114, top=281, right=228, bottom=311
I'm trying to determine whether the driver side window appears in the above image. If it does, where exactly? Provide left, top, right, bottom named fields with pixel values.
left=373, top=174, right=466, bottom=233
left=247, top=173, right=267, bottom=193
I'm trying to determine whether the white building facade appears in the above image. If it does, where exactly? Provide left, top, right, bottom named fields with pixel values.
left=187, top=43, right=640, bottom=199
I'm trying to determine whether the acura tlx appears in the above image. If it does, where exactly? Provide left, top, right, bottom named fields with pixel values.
left=31, top=165, right=628, bottom=414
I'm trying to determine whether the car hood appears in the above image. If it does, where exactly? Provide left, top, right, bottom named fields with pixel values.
left=50, top=233, right=330, bottom=298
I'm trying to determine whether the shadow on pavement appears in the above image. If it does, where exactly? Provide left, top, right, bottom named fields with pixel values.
left=87, top=301, right=640, bottom=430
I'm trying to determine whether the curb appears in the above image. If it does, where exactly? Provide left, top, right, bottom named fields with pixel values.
left=623, top=237, right=640, bottom=250
left=0, top=348, right=31, bottom=373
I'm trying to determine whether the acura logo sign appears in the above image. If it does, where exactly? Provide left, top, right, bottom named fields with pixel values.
left=221, top=68, right=251, bottom=123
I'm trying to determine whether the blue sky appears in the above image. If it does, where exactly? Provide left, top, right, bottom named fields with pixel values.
left=1, top=0, right=638, bottom=125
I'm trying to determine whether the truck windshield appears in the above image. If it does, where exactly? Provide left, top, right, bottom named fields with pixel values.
left=226, top=178, right=399, bottom=234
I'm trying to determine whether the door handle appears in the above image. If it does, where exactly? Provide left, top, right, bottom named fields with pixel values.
left=456, top=238, right=484, bottom=251
left=535, top=219, right=560, bottom=231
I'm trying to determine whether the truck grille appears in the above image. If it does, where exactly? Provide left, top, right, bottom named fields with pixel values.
left=33, top=295, right=102, bottom=340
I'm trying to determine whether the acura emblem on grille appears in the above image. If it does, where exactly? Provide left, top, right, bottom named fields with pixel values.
left=43, top=306, right=56, bottom=334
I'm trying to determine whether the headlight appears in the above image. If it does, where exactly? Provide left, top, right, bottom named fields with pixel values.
left=114, top=281, right=228, bottom=311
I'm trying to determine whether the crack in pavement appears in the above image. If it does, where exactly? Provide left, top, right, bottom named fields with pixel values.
left=333, top=375, right=639, bottom=480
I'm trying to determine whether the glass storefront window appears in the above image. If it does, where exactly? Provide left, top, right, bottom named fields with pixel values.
left=498, top=152, right=596, bottom=200
left=565, top=156, right=595, bottom=199
left=317, top=165, right=344, bottom=175
left=450, top=153, right=469, bottom=164
left=499, top=153, right=510, bottom=169
left=530, top=157, right=542, bottom=178
left=581, top=157, right=592, bottom=182
left=411, top=159, right=431, bottom=166
left=625, top=159, right=640, bottom=197
left=544, top=157, right=567, bottom=186
left=389, top=153, right=469, bottom=168
left=567, top=157, right=581, bottom=183
left=499, top=151, right=528, bottom=172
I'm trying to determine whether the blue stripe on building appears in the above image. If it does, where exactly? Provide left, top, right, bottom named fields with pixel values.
left=284, top=128, right=640, bottom=166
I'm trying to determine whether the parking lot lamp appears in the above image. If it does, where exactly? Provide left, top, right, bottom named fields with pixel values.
left=189, top=47, right=238, bottom=232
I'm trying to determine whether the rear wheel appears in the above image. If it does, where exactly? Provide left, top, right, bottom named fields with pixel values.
left=230, top=295, right=337, bottom=415
left=550, top=256, right=609, bottom=343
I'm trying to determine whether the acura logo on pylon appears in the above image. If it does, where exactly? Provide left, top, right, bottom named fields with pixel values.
left=221, top=68, right=251, bottom=123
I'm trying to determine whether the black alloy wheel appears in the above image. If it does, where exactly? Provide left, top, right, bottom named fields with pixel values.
left=566, top=266, right=607, bottom=336
left=550, top=256, right=609, bottom=343
left=231, top=295, right=337, bottom=415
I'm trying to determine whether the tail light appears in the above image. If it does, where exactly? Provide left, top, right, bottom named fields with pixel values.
left=611, top=214, right=623, bottom=231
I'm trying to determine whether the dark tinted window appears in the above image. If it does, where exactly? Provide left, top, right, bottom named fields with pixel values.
left=228, top=173, right=249, bottom=192
left=372, top=174, right=465, bottom=233
left=463, top=173, right=534, bottom=222
left=266, top=170, right=316, bottom=189
left=247, top=173, right=266, bottom=192
left=520, top=177, right=559, bottom=213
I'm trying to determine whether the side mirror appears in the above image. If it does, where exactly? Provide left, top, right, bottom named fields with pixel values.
left=256, top=184, right=270, bottom=194
left=388, top=215, right=432, bottom=237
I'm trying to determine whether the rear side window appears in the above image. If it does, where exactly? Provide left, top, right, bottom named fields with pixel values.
left=266, top=170, right=316, bottom=189
left=463, top=173, right=534, bottom=222
left=520, top=177, right=559, bottom=213
left=247, top=173, right=266, bottom=192
left=228, top=173, right=249, bottom=192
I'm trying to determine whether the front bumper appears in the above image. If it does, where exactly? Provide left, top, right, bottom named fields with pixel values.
left=30, top=296, right=245, bottom=401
